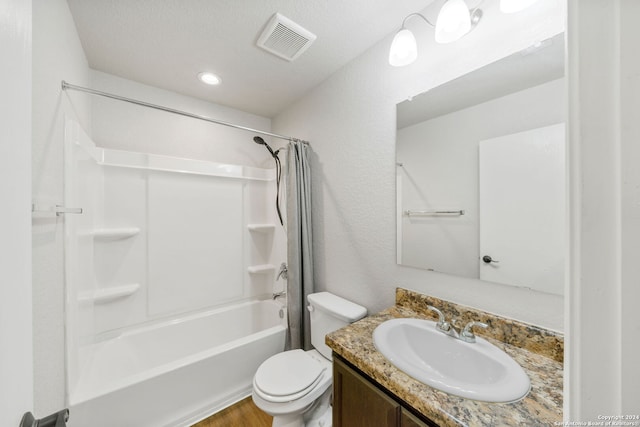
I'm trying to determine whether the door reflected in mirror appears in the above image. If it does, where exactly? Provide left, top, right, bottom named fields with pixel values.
left=396, top=33, right=566, bottom=296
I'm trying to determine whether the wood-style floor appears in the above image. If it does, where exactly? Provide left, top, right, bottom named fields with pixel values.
left=191, top=397, right=272, bottom=427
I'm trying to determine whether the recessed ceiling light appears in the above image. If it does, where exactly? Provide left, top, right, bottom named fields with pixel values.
left=198, top=72, right=221, bottom=85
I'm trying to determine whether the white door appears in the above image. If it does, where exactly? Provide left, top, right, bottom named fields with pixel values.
left=0, top=0, right=34, bottom=425
left=479, top=123, right=565, bottom=295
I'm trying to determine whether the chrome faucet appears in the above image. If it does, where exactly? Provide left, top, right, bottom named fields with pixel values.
left=426, top=305, right=456, bottom=337
left=272, top=290, right=286, bottom=300
left=272, top=263, right=288, bottom=300
left=426, top=305, right=488, bottom=343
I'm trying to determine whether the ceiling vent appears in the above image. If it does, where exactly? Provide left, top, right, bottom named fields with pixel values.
left=257, top=13, right=317, bottom=61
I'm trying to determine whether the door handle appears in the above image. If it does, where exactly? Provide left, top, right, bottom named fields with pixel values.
left=20, top=409, right=69, bottom=427
left=482, top=255, right=499, bottom=264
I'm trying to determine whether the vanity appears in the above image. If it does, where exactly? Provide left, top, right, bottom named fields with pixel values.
left=326, top=288, right=563, bottom=426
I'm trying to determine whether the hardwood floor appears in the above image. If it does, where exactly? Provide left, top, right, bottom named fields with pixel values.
left=191, top=397, right=272, bottom=427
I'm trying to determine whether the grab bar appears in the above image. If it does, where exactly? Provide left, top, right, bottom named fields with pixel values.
left=404, top=209, right=465, bottom=216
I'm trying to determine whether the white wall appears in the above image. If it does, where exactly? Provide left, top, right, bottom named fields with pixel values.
left=89, top=70, right=281, bottom=167
left=567, top=0, right=640, bottom=418
left=32, top=0, right=91, bottom=416
left=398, top=78, right=564, bottom=278
left=0, top=0, right=33, bottom=424
left=273, top=0, right=565, bottom=331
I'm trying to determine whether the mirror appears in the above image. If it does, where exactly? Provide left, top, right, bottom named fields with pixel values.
left=396, top=33, right=566, bottom=296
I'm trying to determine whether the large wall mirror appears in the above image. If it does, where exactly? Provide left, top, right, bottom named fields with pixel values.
left=396, top=33, right=566, bottom=296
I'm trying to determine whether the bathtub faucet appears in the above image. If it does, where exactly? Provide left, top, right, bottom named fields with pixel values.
left=272, top=290, right=286, bottom=300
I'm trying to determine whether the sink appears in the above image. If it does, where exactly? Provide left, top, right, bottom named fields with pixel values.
left=372, top=318, right=530, bottom=403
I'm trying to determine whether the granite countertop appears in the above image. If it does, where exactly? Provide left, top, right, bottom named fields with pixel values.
left=326, top=288, right=564, bottom=427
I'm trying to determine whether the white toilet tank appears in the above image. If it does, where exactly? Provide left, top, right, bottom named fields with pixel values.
left=307, top=292, right=367, bottom=359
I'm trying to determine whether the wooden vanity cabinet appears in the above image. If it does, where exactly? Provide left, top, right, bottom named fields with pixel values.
left=332, top=355, right=437, bottom=427
left=401, top=408, right=434, bottom=427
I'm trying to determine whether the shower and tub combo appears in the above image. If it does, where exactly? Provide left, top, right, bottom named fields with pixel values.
left=63, top=115, right=291, bottom=427
left=69, top=299, right=285, bottom=426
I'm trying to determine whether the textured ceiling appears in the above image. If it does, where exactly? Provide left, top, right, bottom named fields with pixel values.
left=66, top=0, right=434, bottom=118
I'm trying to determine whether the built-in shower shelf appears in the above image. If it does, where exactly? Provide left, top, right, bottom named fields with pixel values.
left=90, top=227, right=141, bottom=241
left=247, top=224, right=276, bottom=233
left=247, top=264, right=276, bottom=274
left=78, top=283, right=141, bottom=305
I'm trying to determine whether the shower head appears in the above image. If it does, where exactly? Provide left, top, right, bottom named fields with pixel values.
left=253, top=135, right=276, bottom=157
left=253, top=135, right=284, bottom=226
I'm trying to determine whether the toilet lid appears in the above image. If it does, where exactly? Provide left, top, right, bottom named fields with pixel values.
left=254, top=349, right=325, bottom=397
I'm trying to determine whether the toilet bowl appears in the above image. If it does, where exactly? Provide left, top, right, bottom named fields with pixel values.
left=252, top=350, right=331, bottom=423
left=252, top=292, right=367, bottom=427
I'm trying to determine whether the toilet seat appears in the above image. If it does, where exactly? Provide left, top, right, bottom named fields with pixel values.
left=253, top=349, right=326, bottom=403
left=253, top=372, right=324, bottom=403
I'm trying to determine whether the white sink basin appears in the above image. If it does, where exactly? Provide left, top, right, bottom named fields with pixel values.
left=372, top=318, right=530, bottom=403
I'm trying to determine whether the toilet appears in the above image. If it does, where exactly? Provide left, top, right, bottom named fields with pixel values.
left=252, top=292, right=367, bottom=427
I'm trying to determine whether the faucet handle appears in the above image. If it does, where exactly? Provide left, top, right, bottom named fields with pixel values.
left=460, top=321, right=488, bottom=343
left=426, top=305, right=450, bottom=332
left=276, top=262, right=288, bottom=281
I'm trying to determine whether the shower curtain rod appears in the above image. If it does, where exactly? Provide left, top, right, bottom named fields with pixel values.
left=61, top=81, right=309, bottom=144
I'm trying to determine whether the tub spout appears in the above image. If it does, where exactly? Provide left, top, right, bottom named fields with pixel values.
left=272, top=291, right=286, bottom=300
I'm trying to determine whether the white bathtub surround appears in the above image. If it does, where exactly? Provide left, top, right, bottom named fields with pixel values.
left=68, top=299, right=285, bottom=427
left=63, top=119, right=287, bottom=425
left=64, top=119, right=283, bottom=330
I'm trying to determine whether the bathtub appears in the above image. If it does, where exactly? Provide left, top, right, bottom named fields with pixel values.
left=67, top=299, right=286, bottom=427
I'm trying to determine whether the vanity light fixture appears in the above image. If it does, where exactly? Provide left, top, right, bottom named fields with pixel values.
left=389, top=25, right=420, bottom=67
left=389, top=1, right=482, bottom=67
left=499, top=0, right=540, bottom=13
left=198, top=72, right=222, bottom=86
left=435, top=0, right=473, bottom=44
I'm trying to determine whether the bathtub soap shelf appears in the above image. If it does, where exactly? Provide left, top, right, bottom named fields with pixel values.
left=247, top=224, right=276, bottom=233
left=90, top=227, right=141, bottom=241
left=78, top=283, right=141, bottom=305
left=248, top=264, right=276, bottom=274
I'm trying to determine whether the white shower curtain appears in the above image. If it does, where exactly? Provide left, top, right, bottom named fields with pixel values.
left=286, top=140, right=314, bottom=350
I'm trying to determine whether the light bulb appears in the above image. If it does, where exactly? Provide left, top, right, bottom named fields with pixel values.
left=389, top=29, right=418, bottom=67
left=500, top=0, right=540, bottom=13
left=198, top=72, right=222, bottom=85
left=435, top=0, right=471, bottom=44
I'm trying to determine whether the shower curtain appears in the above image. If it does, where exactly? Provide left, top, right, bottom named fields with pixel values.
left=286, top=140, right=314, bottom=350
